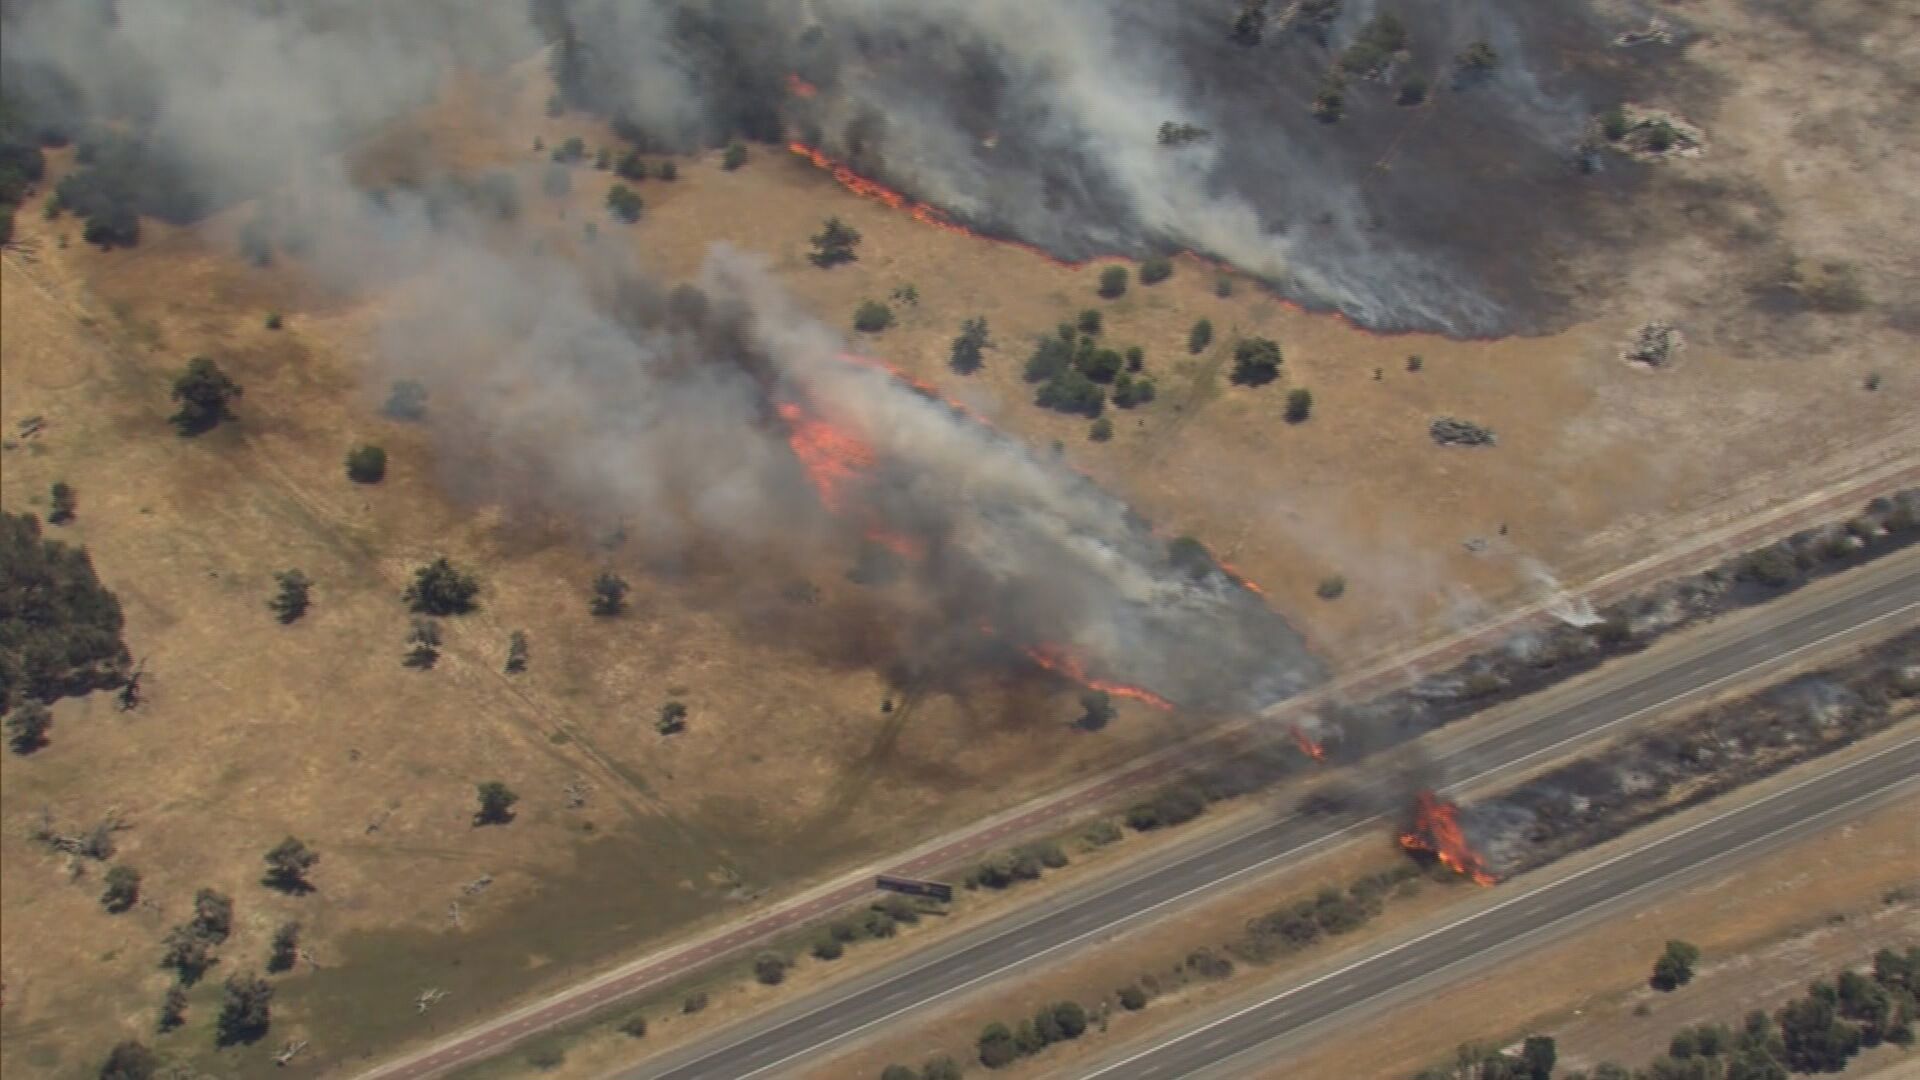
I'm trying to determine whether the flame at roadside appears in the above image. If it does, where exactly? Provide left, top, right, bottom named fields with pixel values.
left=1399, top=790, right=1496, bottom=886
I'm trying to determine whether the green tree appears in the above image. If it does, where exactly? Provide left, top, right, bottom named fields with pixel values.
left=753, top=951, right=788, bottom=985
left=268, top=569, right=312, bottom=624
left=1035, top=368, right=1106, bottom=418
left=1188, top=318, right=1214, bottom=354
left=921, top=1057, right=962, bottom=1080
left=589, top=571, right=630, bottom=617
left=505, top=629, right=530, bottom=674
left=216, top=970, right=274, bottom=1045
left=617, top=150, right=647, bottom=181
left=950, top=316, right=990, bottom=374
left=99, top=1041, right=158, bottom=1080
left=1077, top=308, right=1103, bottom=336
left=619, top=1013, right=648, bottom=1038
left=262, top=836, right=319, bottom=893
left=853, top=300, right=895, bottom=333
left=1052, top=1000, right=1089, bottom=1038
left=345, top=444, right=387, bottom=483
left=1138, top=256, right=1173, bottom=284
left=1089, top=417, right=1114, bottom=443
left=810, top=217, right=862, bottom=267
left=812, top=935, right=845, bottom=961
left=169, top=356, right=243, bottom=435
left=6, top=701, right=52, bottom=754
left=161, top=924, right=218, bottom=984
left=1652, top=940, right=1701, bottom=990
left=606, top=182, right=643, bottom=223
left=102, top=864, right=142, bottom=912
left=268, top=920, right=301, bottom=973
left=656, top=160, right=678, bottom=181
left=404, top=557, right=480, bottom=616
left=1024, top=336, right=1074, bottom=383
left=475, top=780, right=519, bottom=825
left=1231, top=337, right=1284, bottom=386
left=657, top=700, right=688, bottom=734
left=1118, top=985, right=1148, bottom=1010
left=1286, top=387, right=1314, bottom=422
left=48, top=481, right=77, bottom=525
left=722, top=143, right=748, bottom=171
left=1097, top=265, right=1129, bottom=299
left=1316, top=575, right=1347, bottom=600
left=978, top=1021, right=1019, bottom=1068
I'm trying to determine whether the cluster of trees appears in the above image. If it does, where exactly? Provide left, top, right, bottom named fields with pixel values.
left=977, top=1000, right=1091, bottom=1068
left=1023, top=322, right=1157, bottom=421
left=614, top=149, right=678, bottom=183
left=812, top=895, right=930, bottom=962
left=1236, top=869, right=1418, bottom=962
left=1, top=511, right=132, bottom=717
left=965, top=839, right=1069, bottom=889
left=1340, top=13, right=1409, bottom=77
left=159, top=888, right=235, bottom=986
left=1420, top=947, right=1919, bottom=1080
left=1230, top=337, right=1284, bottom=386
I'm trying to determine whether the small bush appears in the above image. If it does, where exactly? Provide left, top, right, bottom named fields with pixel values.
left=1406, top=354, right=1424, bottom=372
left=268, top=568, right=313, bottom=625
left=722, top=143, right=748, bottom=170
left=1285, top=388, right=1314, bottom=423
left=1231, top=337, right=1283, bottom=386
left=48, top=482, right=76, bottom=525
left=1089, top=417, right=1114, bottom=442
left=1097, top=265, right=1128, bottom=299
left=753, top=951, right=789, bottom=985
left=1316, top=575, right=1346, bottom=600
left=169, top=356, right=243, bottom=435
left=853, top=300, right=895, bottom=333
left=618, top=1014, right=648, bottom=1038
left=812, top=936, right=844, bottom=961
left=525, top=1039, right=565, bottom=1070
left=1138, top=256, right=1173, bottom=285
left=1082, top=819, right=1123, bottom=847
left=345, top=444, right=387, bottom=484
left=1077, top=308, right=1103, bottom=336
left=682, top=991, right=709, bottom=1014
left=606, top=183, right=643, bottom=224
left=264, top=311, right=283, bottom=330
left=1117, top=984, right=1148, bottom=1010
left=810, top=217, right=862, bottom=268
left=1188, top=320, right=1216, bottom=356
left=474, top=780, right=517, bottom=825
left=657, top=700, right=688, bottom=735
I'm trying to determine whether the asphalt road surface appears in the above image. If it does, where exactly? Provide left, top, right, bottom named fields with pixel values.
left=1078, top=733, right=1920, bottom=1079
left=623, top=556, right=1920, bottom=1080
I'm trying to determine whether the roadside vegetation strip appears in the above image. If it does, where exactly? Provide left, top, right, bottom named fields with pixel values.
left=871, top=633, right=1920, bottom=1076
left=1417, top=945, right=1920, bottom=1080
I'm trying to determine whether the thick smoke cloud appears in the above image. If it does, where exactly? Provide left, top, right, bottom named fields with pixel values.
left=2, top=0, right=1323, bottom=710
left=548, top=0, right=1653, bottom=335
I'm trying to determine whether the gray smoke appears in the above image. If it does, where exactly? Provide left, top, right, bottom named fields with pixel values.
left=543, top=0, right=1662, bottom=334
left=2, top=0, right=1324, bottom=709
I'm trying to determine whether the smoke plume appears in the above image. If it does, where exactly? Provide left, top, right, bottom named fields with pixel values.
left=541, top=0, right=1666, bottom=335
left=1, top=0, right=1324, bottom=710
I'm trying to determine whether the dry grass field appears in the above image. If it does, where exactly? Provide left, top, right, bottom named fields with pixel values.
left=2, top=2, right=1916, bottom=1076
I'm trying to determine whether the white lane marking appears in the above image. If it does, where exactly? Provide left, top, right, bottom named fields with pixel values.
left=1078, top=735, right=1920, bottom=1078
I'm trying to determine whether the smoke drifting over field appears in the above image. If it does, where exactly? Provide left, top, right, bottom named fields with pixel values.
left=541, top=0, right=1667, bottom=334
left=1, top=0, right=1321, bottom=710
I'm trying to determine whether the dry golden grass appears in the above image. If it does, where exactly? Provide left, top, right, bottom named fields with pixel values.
left=3, top=12, right=1917, bottom=1073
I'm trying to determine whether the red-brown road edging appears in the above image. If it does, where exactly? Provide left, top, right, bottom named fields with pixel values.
left=360, top=458, right=1919, bottom=1080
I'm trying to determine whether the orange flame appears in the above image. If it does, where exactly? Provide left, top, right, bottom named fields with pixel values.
left=1290, top=725, right=1326, bottom=762
left=785, top=73, right=818, bottom=99
left=782, top=141, right=1490, bottom=343
left=1399, top=790, right=1496, bottom=886
left=1217, top=559, right=1268, bottom=597
left=1022, top=643, right=1174, bottom=710
left=775, top=399, right=874, bottom=513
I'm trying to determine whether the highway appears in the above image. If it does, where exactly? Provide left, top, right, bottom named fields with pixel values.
left=1077, top=732, right=1920, bottom=1079
left=622, top=553, right=1920, bottom=1079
